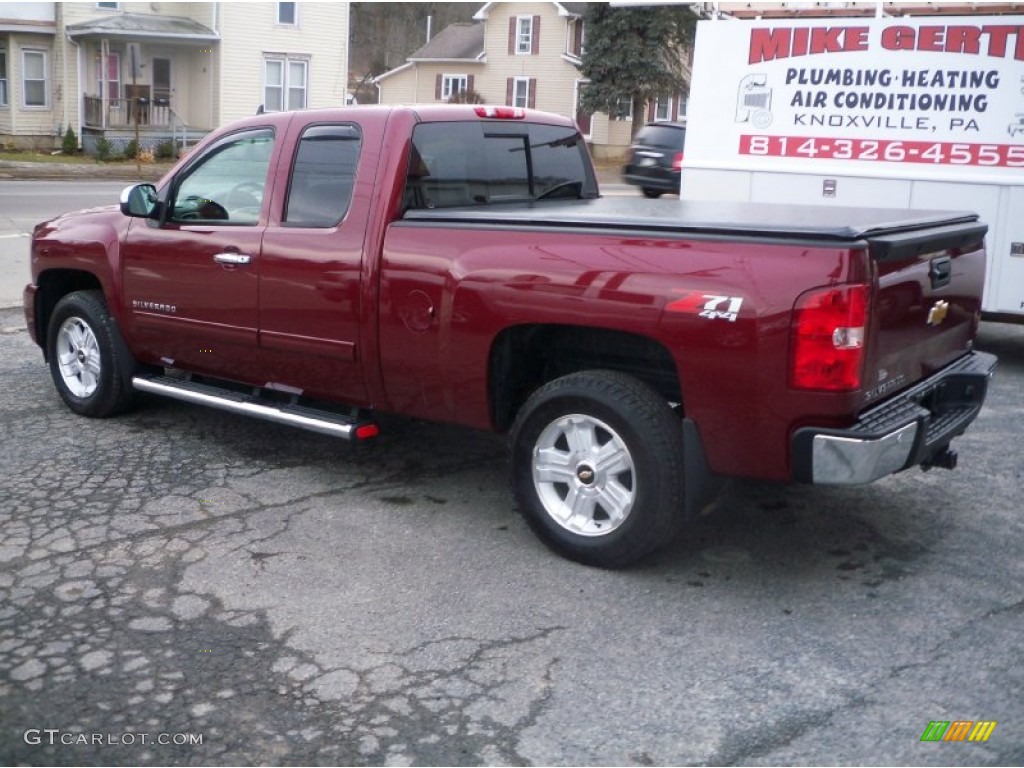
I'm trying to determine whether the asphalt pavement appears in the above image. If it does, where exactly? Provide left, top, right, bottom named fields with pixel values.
left=1, top=311, right=1021, bottom=765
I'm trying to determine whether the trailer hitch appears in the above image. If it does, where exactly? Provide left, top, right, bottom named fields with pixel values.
left=922, top=447, right=958, bottom=471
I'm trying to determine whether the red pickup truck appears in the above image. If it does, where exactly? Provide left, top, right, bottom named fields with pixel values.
left=24, top=105, right=996, bottom=567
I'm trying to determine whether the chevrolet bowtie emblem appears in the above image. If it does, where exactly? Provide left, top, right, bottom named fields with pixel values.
left=927, top=300, right=949, bottom=327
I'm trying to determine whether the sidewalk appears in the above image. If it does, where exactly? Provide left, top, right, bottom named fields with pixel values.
left=0, top=158, right=172, bottom=181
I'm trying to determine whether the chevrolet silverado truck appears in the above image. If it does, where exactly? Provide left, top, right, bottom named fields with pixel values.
left=24, top=105, right=996, bottom=567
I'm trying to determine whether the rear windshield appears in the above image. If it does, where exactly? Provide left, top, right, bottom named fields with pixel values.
left=635, top=125, right=686, bottom=149
left=405, top=120, right=598, bottom=209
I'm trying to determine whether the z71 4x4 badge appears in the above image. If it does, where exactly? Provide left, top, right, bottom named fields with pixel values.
left=666, top=293, right=744, bottom=322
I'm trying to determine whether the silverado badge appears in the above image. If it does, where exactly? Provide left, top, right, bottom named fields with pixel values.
left=926, top=300, right=949, bottom=327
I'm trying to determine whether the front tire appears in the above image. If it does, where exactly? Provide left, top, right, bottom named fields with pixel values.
left=47, top=290, right=136, bottom=417
left=641, top=187, right=663, bottom=199
left=510, top=370, right=685, bottom=567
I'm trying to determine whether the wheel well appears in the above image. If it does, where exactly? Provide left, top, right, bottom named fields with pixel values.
left=489, top=325, right=681, bottom=432
left=35, top=270, right=104, bottom=355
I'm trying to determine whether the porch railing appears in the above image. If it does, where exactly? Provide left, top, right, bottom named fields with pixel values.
left=83, top=95, right=174, bottom=129
left=169, top=107, right=191, bottom=154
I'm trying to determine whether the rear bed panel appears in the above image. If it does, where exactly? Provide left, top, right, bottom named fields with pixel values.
left=864, top=224, right=987, bottom=409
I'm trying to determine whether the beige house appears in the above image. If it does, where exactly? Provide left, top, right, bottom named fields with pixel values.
left=374, top=1, right=687, bottom=159
left=0, top=1, right=349, bottom=153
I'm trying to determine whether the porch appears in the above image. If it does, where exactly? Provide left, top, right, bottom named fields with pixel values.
left=67, top=12, right=219, bottom=151
left=83, top=92, right=177, bottom=130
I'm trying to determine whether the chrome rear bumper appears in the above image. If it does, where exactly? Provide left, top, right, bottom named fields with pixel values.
left=792, top=351, right=997, bottom=484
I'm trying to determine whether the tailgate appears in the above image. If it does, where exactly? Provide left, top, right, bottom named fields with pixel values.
left=864, top=220, right=987, bottom=407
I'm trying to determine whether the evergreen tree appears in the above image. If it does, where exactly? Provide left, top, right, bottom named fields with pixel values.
left=579, top=4, right=697, bottom=138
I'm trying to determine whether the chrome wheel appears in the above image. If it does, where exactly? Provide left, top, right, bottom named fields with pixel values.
left=47, top=290, right=136, bottom=417
left=511, top=371, right=686, bottom=567
left=532, top=413, right=636, bottom=537
left=56, top=316, right=102, bottom=398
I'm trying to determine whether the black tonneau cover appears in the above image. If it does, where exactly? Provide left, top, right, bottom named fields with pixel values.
left=401, top=198, right=984, bottom=259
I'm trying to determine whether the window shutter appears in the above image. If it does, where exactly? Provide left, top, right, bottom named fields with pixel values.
left=531, top=16, right=541, bottom=54
left=528, top=78, right=537, bottom=109
left=467, top=74, right=475, bottom=93
left=672, top=97, right=680, bottom=121
left=508, top=17, right=516, bottom=54
left=435, top=74, right=442, bottom=100
left=506, top=78, right=513, bottom=106
left=648, top=101, right=655, bottom=122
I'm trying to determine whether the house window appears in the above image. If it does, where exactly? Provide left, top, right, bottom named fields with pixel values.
left=512, top=77, right=530, bottom=109
left=0, top=51, right=7, bottom=107
left=654, top=96, right=673, bottom=121
left=98, top=52, right=121, bottom=104
left=442, top=74, right=467, bottom=100
left=570, top=19, right=584, bottom=57
left=277, top=2, right=297, bottom=25
left=264, top=57, right=307, bottom=112
left=614, top=97, right=632, bottom=121
left=574, top=80, right=592, bottom=137
left=287, top=60, right=307, bottom=109
left=22, top=50, right=48, bottom=108
left=516, top=16, right=533, bottom=54
left=96, top=2, right=119, bottom=8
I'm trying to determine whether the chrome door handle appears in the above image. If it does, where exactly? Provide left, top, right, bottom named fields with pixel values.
left=213, top=252, right=251, bottom=265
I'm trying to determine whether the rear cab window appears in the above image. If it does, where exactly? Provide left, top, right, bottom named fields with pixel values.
left=405, top=120, right=597, bottom=210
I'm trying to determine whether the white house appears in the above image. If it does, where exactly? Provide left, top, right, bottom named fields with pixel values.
left=0, top=1, right=350, bottom=153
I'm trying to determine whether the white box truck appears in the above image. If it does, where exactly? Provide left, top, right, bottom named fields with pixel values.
left=683, top=14, right=1024, bottom=321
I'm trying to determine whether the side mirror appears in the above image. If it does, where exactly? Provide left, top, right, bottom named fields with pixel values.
left=120, top=183, right=159, bottom=218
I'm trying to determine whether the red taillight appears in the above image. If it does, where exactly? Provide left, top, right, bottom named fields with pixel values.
left=790, top=285, right=868, bottom=391
left=672, top=151, right=684, bottom=171
left=474, top=106, right=526, bottom=119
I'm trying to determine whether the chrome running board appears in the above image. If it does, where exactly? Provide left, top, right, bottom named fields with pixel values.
left=131, top=374, right=379, bottom=441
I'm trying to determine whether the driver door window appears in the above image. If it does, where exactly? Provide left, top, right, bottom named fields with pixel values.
left=171, top=129, right=275, bottom=224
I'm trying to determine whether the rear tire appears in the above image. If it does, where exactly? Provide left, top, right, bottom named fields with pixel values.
left=510, top=370, right=685, bottom=568
left=47, top=290, right=136, bottom=417
left=641, top=188, right=663, bottom=199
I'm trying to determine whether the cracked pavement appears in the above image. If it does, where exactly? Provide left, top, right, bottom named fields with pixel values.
left=1, top=307, right=1022, bottom=765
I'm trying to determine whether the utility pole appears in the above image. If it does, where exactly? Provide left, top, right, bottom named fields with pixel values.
left=130, top=44, right=140, bottom=175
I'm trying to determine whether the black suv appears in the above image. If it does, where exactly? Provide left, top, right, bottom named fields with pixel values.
left=621, top=121, right=686, bottom=198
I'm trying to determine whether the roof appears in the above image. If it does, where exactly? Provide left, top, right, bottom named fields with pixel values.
left=408, top=22, right=485, bottom=60
left=559, top=3, right=590, bottom=16
left=66, top=13, right=219, bottom=41
left=473, top=2, right=587, bottom=21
